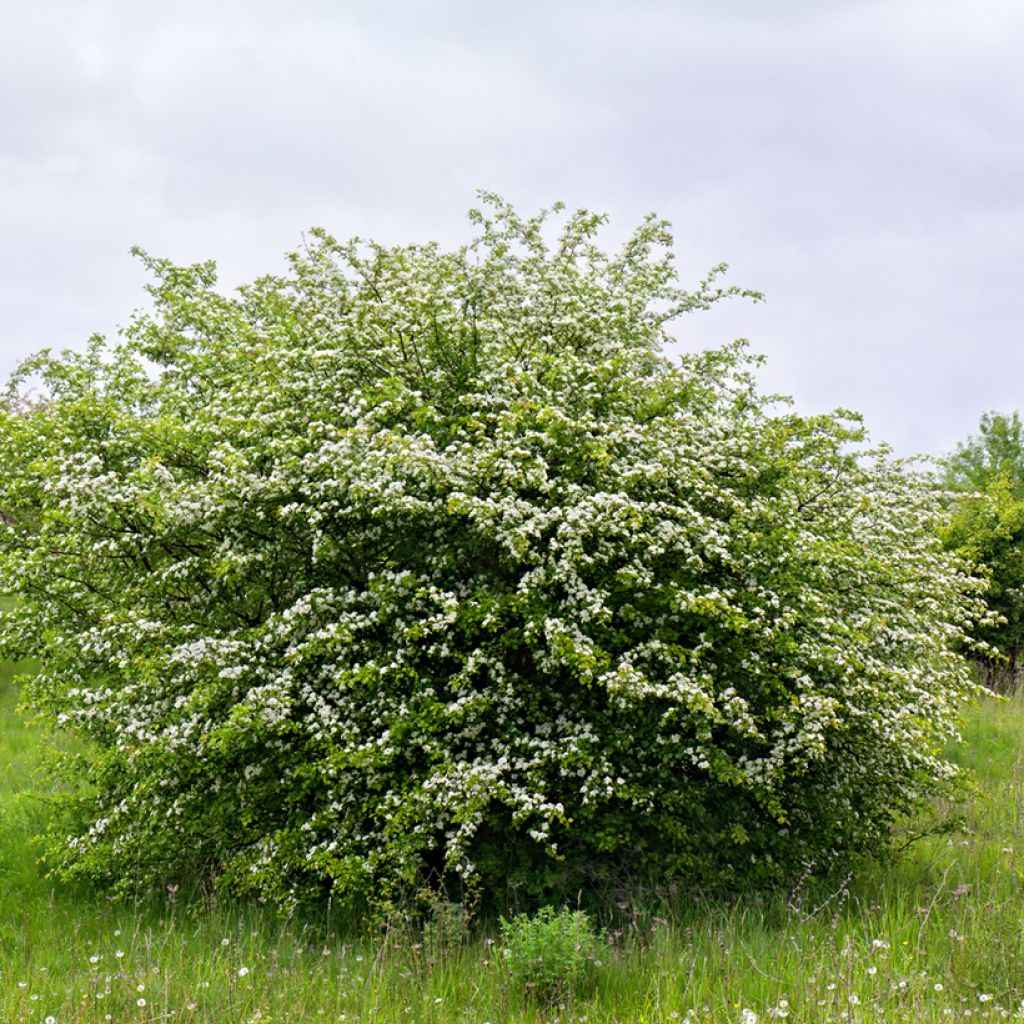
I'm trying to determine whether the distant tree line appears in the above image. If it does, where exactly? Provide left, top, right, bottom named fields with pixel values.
left=940, top=412, right=1024, bottom=691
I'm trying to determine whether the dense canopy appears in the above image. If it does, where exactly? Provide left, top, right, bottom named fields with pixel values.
left=0, top=197, right=983, bottom=907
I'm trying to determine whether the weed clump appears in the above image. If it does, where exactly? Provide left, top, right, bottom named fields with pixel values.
left=499, top=905, right=603, bottom=1006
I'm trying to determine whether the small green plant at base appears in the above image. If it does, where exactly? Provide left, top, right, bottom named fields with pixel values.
left=500, top=905, right=604, bottom=1006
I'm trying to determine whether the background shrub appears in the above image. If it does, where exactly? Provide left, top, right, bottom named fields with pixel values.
left=0, top=195, right=984, bottom=909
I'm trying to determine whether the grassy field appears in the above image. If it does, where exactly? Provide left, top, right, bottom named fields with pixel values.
left=2, top=654, right=1023, bottom=1024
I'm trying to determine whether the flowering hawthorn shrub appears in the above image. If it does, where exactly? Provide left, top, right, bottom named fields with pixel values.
left=0, top=196, right=983, bottom=906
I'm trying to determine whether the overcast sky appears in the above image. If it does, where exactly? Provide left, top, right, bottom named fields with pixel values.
left=3, top=0, right=1022, bottom=456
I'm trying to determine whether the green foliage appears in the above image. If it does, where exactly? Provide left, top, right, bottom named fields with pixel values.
left=940, top=413, right=1024, bottom=673
left=420, top=895, right=473, bottom=960
left=944, top=412, right=1024, bottom=496
left=0, top=194, right=984, bottom=910
left=499, top=905, right=602, bottom=1005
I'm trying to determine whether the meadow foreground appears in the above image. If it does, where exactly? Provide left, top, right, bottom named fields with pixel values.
left=1, top=654, right=1023, bottom=1023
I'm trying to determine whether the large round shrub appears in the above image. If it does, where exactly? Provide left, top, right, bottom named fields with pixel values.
left=0, top=196, right=983, bottom=906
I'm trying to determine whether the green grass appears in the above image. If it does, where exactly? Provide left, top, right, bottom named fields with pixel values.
left=2, top=657, right=1024, bottom=1022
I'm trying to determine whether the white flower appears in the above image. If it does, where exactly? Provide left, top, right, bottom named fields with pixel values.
left=238, top=966, right=249, bottom=977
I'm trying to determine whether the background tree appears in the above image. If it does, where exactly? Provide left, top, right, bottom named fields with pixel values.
left=940, top=412, right=1024, bottom=682
left=944, top=412, right=1024, bottom=495
left=0, top=197, right=984, bottom=909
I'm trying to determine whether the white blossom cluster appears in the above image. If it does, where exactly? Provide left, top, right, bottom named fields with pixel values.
left=0, top=195, right=985, bottom=904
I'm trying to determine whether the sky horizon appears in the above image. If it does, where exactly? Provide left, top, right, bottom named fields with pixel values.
left=3, top=0, right=1022, bottom=458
